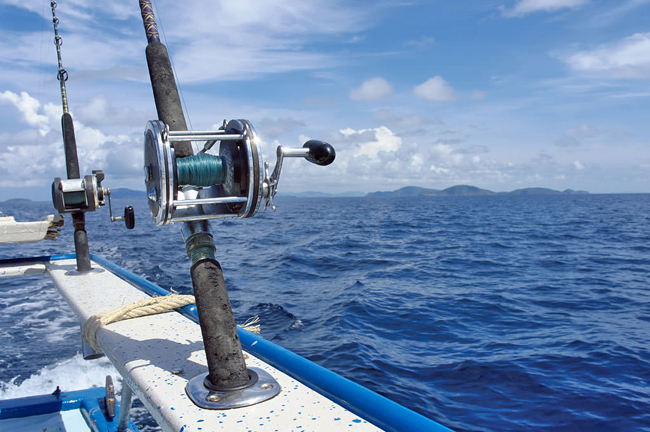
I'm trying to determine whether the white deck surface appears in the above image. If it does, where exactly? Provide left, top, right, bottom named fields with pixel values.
left=47, top=258, right=381, bottom=432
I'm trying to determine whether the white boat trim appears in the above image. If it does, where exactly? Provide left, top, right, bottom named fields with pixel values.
left=0, top=214, right=63, bottom=244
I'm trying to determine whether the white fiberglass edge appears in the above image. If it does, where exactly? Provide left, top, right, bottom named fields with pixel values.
left=0, top=214, right=63, bottom=244
left=0, top=262, right=47, bottom=277
left=47, top=258, right=380, bottom=432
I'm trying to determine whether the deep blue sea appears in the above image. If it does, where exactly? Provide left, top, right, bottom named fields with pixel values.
left=1, top=194, right=649, bottom=432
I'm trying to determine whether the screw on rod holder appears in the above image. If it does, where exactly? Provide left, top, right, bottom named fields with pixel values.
left=186, top=368, right=280, bottom=410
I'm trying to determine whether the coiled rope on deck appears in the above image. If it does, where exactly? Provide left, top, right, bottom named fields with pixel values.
left=82, top=294, right=260, bottom=351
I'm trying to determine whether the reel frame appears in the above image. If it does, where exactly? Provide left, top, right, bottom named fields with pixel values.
left=143, top=119, right=264, bottom=225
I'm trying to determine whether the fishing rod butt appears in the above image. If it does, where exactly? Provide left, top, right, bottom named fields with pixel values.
left=190, top=258, right=249, bottom=389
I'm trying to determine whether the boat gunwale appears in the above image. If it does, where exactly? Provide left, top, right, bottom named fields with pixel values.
left=0, top=254, right=453, bottom=432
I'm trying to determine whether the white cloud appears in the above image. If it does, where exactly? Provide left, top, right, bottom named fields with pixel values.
left=167, top=0, right=381, bottom=82
left=0, top=91, right=50, bottom=135
left=0, top=0, right=382, bottom=84
left=350, top=77, right=393, bottom=101
left=501, top=0, right=590, bottom=17
left=563, top=33, right=650, bottom=78
left=342, top=126, right=401, bottom=162
left=74, top=95, right=148, bottom=128
left=574, top=160, right=585, bottom=170
left=0, top=91, right=143, bottom=192
left=555, top=124, right=598, bottom=147
left=413, top=76, right=456, bottom=102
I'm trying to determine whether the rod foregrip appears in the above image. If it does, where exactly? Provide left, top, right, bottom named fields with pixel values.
left=145, top=42, right=193, bottom=158
left=62, top=113, right=80, bottom=180
left=190, top=258, right=250, bottom=388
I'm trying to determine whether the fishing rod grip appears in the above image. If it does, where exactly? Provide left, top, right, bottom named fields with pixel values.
left=191, top=258, right=250, bottom=388
left=145, top=42, right=193, bottom=158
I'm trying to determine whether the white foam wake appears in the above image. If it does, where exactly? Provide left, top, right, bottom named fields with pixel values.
left=0, top=354, right=121, bottom=399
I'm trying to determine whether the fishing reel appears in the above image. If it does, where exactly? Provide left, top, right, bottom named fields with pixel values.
left=52, top=173, right=106, bottom=215
left=144, top=119, right=335, bottom=225
left=52, top=170, right=135, bottom=229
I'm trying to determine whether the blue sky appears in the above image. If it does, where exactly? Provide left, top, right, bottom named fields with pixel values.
left=0, top=0, right=649, bottom=201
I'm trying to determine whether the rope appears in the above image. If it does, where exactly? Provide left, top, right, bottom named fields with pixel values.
left=82, top=294, right=261, bottom=351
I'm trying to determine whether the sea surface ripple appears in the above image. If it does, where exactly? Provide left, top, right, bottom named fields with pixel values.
left=1, top=194, right=649, bottom=432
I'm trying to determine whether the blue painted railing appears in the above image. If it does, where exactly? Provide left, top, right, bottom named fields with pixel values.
left=0, top=387, right=138, bottom=431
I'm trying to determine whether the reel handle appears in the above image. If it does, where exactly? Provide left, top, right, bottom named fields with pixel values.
left=104, top=187, right=135, bottom=230
left=262, top=140, right=336, bottom=211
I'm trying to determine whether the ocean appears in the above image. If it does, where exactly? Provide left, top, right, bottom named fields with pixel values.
left=1, top=194, right=649, bottom=432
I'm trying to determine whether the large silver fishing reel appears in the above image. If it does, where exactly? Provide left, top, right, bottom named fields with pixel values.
left=144, top=119, right=335, bottom=225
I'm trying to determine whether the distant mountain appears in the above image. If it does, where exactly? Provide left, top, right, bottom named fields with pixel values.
left=104, top=186, right=589, bottom=201
left=366, top=186, right=439, bottom=198
left=108, top=188, right=364, bottom=200
left=509, top=187, right=562, bottom=195
left=1, top=198, right=32, bottom=203
left=366, top=185, right=589, bottom=197
left=426, top=185, right=496, bottom=196
left=509, top=187, right=588, bottom=195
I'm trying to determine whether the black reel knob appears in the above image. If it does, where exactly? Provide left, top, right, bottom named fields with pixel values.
left=303, top=140, right=335, bottom=166
left=124, top=206, right=135, bottom=230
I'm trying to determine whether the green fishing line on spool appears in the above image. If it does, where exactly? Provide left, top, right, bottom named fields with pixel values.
left=177, top=154, right=227, bottom=187
left=65, top=191, right=87, bottom=206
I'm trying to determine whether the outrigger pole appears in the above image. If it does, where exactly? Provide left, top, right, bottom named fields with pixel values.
left=138, top=1, right=250, bottom=390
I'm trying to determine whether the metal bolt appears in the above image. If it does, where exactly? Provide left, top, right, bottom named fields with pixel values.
left=206, top=393, right=222, bottom=402
left=260, top=384, right=273, bottom=390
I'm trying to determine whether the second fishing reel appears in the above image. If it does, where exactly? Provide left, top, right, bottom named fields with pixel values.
left=144, top=119, right=335, bottom=225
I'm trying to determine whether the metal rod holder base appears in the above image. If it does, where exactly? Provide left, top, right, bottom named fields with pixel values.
left=186, top=367, right=280, bottom=410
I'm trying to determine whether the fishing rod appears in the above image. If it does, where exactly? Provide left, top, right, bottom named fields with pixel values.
left=49, top=1, right=134, bottom=274
left=138, top=0, right=335, bottom=409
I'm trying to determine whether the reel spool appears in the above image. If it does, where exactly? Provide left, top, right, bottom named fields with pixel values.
left=144, top=119, right=263, bottom=225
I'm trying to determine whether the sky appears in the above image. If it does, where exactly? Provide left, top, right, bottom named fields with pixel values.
left=0, top=0, right=649, bottom=201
